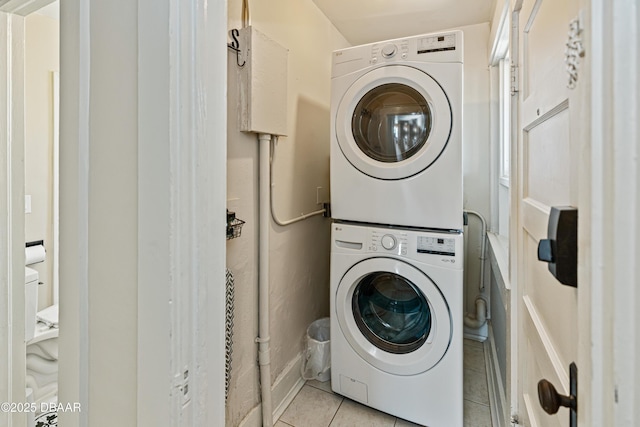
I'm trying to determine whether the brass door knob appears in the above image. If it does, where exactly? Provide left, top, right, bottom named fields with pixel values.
left=537, top=379, right=576, bottom=414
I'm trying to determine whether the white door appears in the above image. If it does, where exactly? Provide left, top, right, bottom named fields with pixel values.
left=513, top=0, right=589, bottom=425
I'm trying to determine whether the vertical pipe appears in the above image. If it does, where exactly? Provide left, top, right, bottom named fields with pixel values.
left=257, top=133, right=273, bottom=427
left=463, top=209, right=488, bottom=328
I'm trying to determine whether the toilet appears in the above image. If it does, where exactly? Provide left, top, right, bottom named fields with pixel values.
left=24, top=267, right=59, bottom=412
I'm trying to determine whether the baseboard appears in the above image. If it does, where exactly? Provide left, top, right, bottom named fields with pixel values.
left=272, top=354, right=306, bottom=422
left=485, top=325, right=508, bottom=427
left=238, top=353, right=305, bottom=427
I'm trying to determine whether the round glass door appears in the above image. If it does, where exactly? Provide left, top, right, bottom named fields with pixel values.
left=352, top=83, right=432, bottom=163
left=335, top=65, right=452, bottom=180
left=335, top=257, right=451, bottom=375
left=352, top=272, right=431, bottom=354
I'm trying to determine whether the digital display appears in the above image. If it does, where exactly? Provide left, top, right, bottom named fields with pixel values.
left=417, top=34, right=456, bottom=54
left=417, top=236, right=455, bottom=256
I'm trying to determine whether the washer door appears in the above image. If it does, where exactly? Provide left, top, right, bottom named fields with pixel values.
left=335, top=65, right=452, bottom=180
left=335, top=257, right=452, bottom=376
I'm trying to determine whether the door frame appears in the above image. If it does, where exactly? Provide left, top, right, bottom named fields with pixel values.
left=588, top=0, right=639, bottom=425
left=0, top=0, right=227, bottom=425
left=0, top=6, right=28, bottom=426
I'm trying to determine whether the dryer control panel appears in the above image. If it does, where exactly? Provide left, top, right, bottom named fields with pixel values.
left=417, top=34, right=457, bottom=54
left=332, top=30, right=463, bottom=78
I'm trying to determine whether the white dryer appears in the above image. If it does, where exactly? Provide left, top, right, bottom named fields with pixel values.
left=330, top=222, right=463, bottom=426
left=330, top=31, right=463, bottom=231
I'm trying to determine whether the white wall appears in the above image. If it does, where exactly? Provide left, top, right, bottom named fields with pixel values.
left=25, top=13, right=59, bottom=310
left=459, top=22, right=492, bottom=321
left=225, top=1, right=349, bottom=425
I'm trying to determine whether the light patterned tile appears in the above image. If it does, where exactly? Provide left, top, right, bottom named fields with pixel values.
left=306, top=379, right=334, bottom=394
left=464, top=343, right=486, bottom=373
left=279, top=385, right=343, bottom=427
left=329, top=399, right=396, bottom=427
left=275, top=421, right=294, bottom=427
left=464, top=338, right=484, bottom=350
left=464, top=368, right=490, bottom=406
left=394, top=417, right=423, bottom=426
left=464, top=400, right=492, bottom=427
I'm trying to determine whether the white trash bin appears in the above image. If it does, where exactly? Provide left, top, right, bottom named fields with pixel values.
left=301, top=317, right=331, bottom=382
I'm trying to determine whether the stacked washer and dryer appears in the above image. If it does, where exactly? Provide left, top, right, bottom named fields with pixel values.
left=329, top=30, right=464, bottom=426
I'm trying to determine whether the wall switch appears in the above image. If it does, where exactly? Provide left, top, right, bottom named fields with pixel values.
left=25, top=195, right=32, bottom=214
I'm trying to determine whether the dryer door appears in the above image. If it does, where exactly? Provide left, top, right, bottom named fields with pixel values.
left=335, top=65, right=452, bottom=180
left=335, top=257, right=451, bottom=376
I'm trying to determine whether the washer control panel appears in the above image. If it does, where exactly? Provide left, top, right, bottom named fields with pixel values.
left=417, top=236, right=456, bottom=256
left=333, top=223, right=462, bottom=268
left=369, top=230, right=408, bottom=255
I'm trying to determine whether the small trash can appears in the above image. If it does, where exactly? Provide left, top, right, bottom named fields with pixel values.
left=301, top=317, right=331, bottom=382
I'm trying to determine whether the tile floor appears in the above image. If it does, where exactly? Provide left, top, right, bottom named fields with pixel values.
left=276, top=339, right=492, bottom=427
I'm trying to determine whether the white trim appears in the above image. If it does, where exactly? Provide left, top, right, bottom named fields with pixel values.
left=0, top=11, right=26, bottom=427
left=487, top=232, right=510, bottom=290
left=522, top=393, right=540, bottom=427
left=523, top=296, right=569, bottom=388
left=0, top=0, right=55, bottom=16
left=192, top=0, right=227, bottom=425
left=272, top=354, right=306, bottom=422
left=489, top=0, right=510, bottom=65
left=508, top=4, right=521, bottom=420
left=486, top=327, right=508, bottom=427
left=590, top=1, right=639, bottom=426
left=239, top=354, right=306, bottom=427
left=137, top=0, right=173, bottom=424
left=51, top=70, right=59, bottom=305
left=57, top=0, right=91, bottom=424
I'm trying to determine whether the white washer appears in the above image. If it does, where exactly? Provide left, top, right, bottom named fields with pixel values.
left=330, top=222, right=463, bottom=426
left=330, top=31, right=463, bottom=231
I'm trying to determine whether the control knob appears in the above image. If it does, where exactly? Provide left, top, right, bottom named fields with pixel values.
left=381, top=234, right=397, bottom=250
left=381, top=44, right=397, bottom=58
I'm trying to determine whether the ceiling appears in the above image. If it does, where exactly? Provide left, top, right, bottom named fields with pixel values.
left=34, top=0, right=58, bottom=20
left=311, top=0, right=496, bottom=45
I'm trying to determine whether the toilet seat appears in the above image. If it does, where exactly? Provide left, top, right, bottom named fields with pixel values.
left=37, top=304, right=58, bottom=328
left=28, top=304, right=59, bottom=347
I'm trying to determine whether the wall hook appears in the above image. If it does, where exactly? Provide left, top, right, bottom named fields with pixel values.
left=227, top=29, right=246, bottom=67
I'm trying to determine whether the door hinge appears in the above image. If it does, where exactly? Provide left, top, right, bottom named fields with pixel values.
left=173, top=368, right=191, bottom=406
left=510, top=63, right=519, bottom=96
